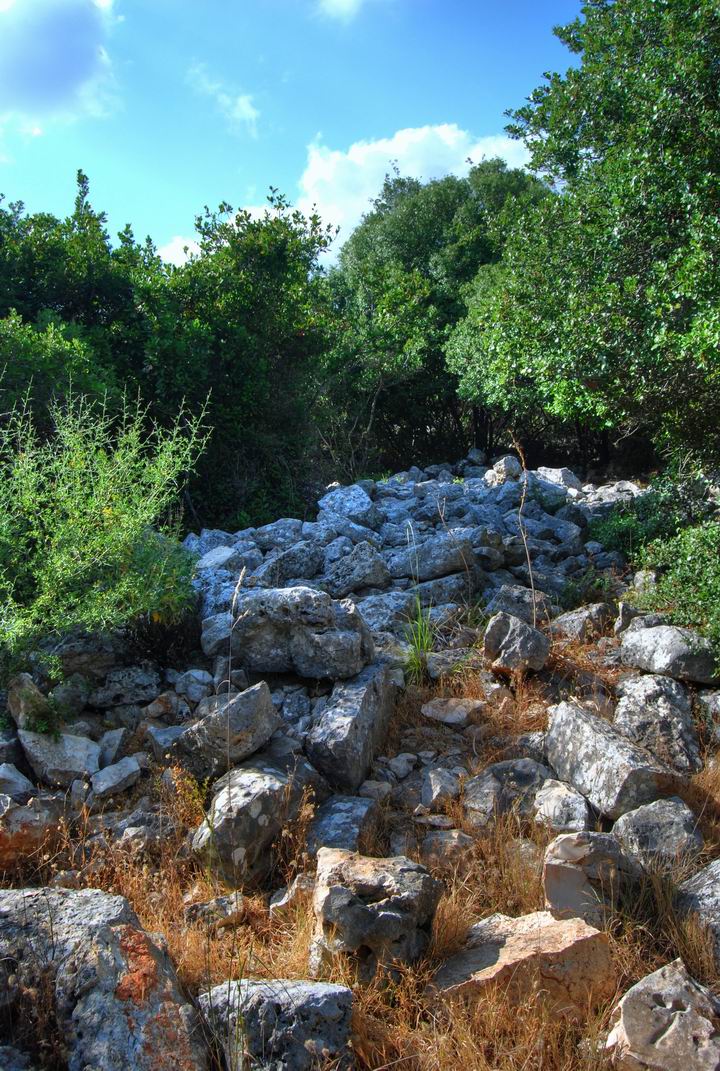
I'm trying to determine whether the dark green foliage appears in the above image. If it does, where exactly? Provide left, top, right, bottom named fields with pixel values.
left=559, top=566, right=614, bottom=611
left=639, top=521, right=720, bottom=653
left=450, top=0, right=720, bottom=459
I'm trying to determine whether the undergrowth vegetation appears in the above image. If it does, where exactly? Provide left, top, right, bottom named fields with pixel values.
left=0, top=396, right=205, bottom=677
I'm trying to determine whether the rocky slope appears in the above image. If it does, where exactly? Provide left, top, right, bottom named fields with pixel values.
left=1, top=450, right=720, bottom=1070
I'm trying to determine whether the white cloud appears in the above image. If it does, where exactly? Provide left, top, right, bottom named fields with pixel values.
left=0, top=0, right=118, bottom=135
left=158, top=235, right=201, bottom=267
left=187, top=63, right=259, bottom=136
left=297, top=123, right=530, bottom=248
left=317, top=0, right=364, bottom=19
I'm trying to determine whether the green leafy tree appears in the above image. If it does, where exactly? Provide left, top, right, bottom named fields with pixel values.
left=449, top=0, right=720, bottom=460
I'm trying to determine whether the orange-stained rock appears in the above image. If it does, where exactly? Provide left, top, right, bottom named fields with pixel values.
left=430, top=910, right=616, bottom=1017
left=0, top=793, right=64, bottom=872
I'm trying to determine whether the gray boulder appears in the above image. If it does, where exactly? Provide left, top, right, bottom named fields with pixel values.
left=202, top=586, right=374, bottom=679
left=310, top=847, right=442, bottom=980
left=318, top=483, right=380, bottom=529
left=621, top=625, right=719, bottom=684
left=677, top=859, right=720, bottom=961
left=613, top=797, right=703, bottom=871
left=0, top=792, right=65, bottom=870
left=89, top=664, right=161, bottom=707
left=484, top=584, right=556, bottom=625
left=18, top=730, right=101, bottom=787
left=606, top=959, right=720, bottom=1070
left=421, top=767, right=462, bottom=811
left=253, top=517, right=304, bottom=552
left=307, top=795, right=378, bottom=854
left=463, top=758, right=551, bottom=828
left=613, top=674, right=702, bottom=774
left=386, top=533, right=474, bottom=582
left=192, top=738, right=327, bottom=886
left=0, top=887, right=208, bottom=1070
left=305, top=663, right=396, bottom=791
left=551, top=603, right=614, bottom=642
left=200, top=979, right=353, bottom=1071
left=353, top=590, right=415, bottom=633
left=533, top=779, right=593, bottom=833
left=0, top=763, right=35, bottom=804
left=174, top=668, right=214, bottom=704
left=252, top=540, right=325, bottom=587
left=545, top=702, right=675, bottom=819
left=174, top=682, right=281, bottom=779
left=484, top=612, right=550, bottom=672
left=543, top=831, right=638, bottom=927
left=90, top=755, right=141, bottom=800
left=7, top=673, right=52, bottom=730
left=325, top=540, right=391, bottom=598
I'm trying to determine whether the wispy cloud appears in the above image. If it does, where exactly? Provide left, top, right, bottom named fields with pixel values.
left=187, top=63, right=259, bottom=137
left=298, top=123, right=530, bottom=253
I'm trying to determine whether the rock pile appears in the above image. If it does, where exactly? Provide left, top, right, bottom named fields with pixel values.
left=2, top=450, right=720, bottom=1068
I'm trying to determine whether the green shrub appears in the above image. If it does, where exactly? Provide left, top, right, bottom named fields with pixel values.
left=0, top=396, right=206, bottom=677
left=638, top=521, right=720, bottom=653
left=559, top=566, right=614, bottom=612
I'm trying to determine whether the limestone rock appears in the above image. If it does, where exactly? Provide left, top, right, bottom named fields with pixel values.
left=202, top=586, right=374, bottom=679
left=613, top=797, right=703, bottom=871
left=307, top=795, right=378, bottom=854
left=621, top=626, right=719, bottom=685
left=90, top=755, right=141, bottom=800
left=484, top=612, right=550, bottom=672
left=464, top=758, right=551, bottom=828
left=614, top=675, right=702, bottom=774
left=310, top=847, right=442, bottom=980
left=534, top=779, right=593, bottom=833
left=420, top=696, right=484, bottom=728
left=430, top=910, right=615, bottom=1017
left=326, top=540, right=391, bottom=598
left=174, top=682, right=281, bottom=779
left=552, top=603, right=615, bottom=642
left=18, top=729, right=101, bottom=788
left=89, top=664, right=161, bottom=707
left=200, top=978, right=353, bottom=1071
left=545, top=702, right=675, bottom=819
left=420, top=829, right=474, bottom=870
left=0, top=763, right=35, bottom=804
left=192, top=738, right=327, bottom=886
left=421, top=767, right=461, bottom=811
left=0, top=792, right=64, bottom=870
left=0, top=887, right=208, bottom=1070
left=252, top=540, right=325, bottom=587
left=677, top=860, right=720, bottom=962
left=606, top=959, right=720, bottom=1070
left=386, top=533, right=474, bottom=582
left=174, top=668, right=214, bottom=703
left=484, top=583, right=556, bottom=625
left=305, top=663, right=396, bottom=791
left=6, top=673, right=52, bottom=730
left=318, top=483, right=380, bottom=529
left=269, top=874, right=316, bottom=918
left=543, top=831, right=638, bottom=926
left=184, top=892, right=244, bottom=929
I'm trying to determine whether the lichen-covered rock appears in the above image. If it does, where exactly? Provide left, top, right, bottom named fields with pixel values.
left=543, top=831, right=638, bottom=926
left=0, top=887, right=208, bottom=1070
left=484, top=583, right=556, bottom=625
left=252, top=540, right=325, bottom=587
left=606, top=959, right=720, bottom=1070
left=621, top=626, right=719, bottom=684
left=677, top=859, right=720, bottom=962
left=18, top=729, right=101, bottom=788
left=89, top=664, right=161, bottom=707
left=534, top=779, right=592, bottom=833
left=325, top=540, right=391, bottom=598
left=318, top=483, right=380, bottom=529
left=421, top=766, right=461, bottom=811
left=306, top=794, right=378, bottom=854
left=463, top=758, right=551, bottom=828
left=174, top=682, right=281, bottom=779
left=430, top=910, right=615, bottom=1017
left=484, top=612, right=550, bottom=672
left=202, top=586, right=374, bottom=679
left=192, top=738, right=327, bottom=886
left=545, top=702, right=675, bottom=819
left=200, top=979, right=353, bottom=1071
left=386, top=533, right=474, bottom=582
left=90, top=755, right=141, bottom=800
left=310, top=848, right=442, bottom=980
left=613, top=675, right=702, bottom=774
left=551, top=603, right=614, bottom=641
left=305, top=663, right=396, bottom=791
left=6, top=673, right=52, bottom=730
left=613, top=797, right=703, bottom=872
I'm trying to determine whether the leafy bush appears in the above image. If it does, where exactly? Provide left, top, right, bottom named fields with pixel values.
left=559, top=566, right=614, bottom=612
left=638, top=521, right=720, bottom=653
left=0, top=396, right=206, bottom=676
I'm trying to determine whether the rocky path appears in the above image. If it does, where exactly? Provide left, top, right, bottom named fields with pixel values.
left=2, top=451, right=720, bottom=1069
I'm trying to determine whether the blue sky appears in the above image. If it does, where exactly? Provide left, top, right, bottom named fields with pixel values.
left=0, top=0, right=581, bottom=262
